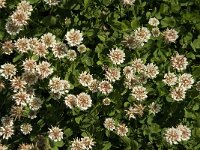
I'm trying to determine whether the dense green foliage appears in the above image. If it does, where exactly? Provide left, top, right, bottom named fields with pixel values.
left=0, top=0, right=200, bottom=149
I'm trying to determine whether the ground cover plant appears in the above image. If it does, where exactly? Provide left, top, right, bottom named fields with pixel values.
left=0, top=0, right=200, bottom=149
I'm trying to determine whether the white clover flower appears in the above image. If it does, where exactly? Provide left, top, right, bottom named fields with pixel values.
left=170, top=86, right=186, bottom=101
left=103, top=97, right=111, bottom=106
left=79, top=71, right=93, bottom=87
left=116, top=123, right=128, bottom=136
left=20, top=123, right=32, bottom=135
left=108, top=48, right=125, bottom=65
left=10, top=10, right=29, bottom=26
left=123, top=66, right=133, bottom=78
left=65, top=94, right=77, bottom=109
left=77, top=44, right=87, bottom=53
left=1, top=40, right=14, bottom=55
left=178, top=73, right=194, bottom=90
left=0, top=63, right=17, bottom=79
left=176, top=124, right=191, bottom=141
left=10, top=105, right=24, bottom=120
left=88, top=79, right=99, bottom=93
left=22, top=72, right=38, bottom=85
left=1, top=116, right=14, bottom=127
left=132, top=86, right=148, bottom=101
left=52, top=42, right=67, bottom=59
left=77, top=92, right=92, bottom=110
left=148, top=17, right=159, bottom=26
left=65, top=29, right=83, bottom=47
left=163, top=28, right=178, bottom=43
left=13, top=91, right=30, bottom=106
left=81, top=136, right=95, bottom=149
left=98, top=81, right=113, bottom=95
left=71, top=138, right=86, bottom=150
left=36, top=61, right=53, bottom=79
left=163, top=72, right=177, bottom=86
left=171, top=53, right=188, bottom=71
left=124, top=74, right=138, bottom=89
left=134, top=27, right=151, bottom=43
left=48, top=126, right=63, bottom=142
left=122, top=34, right=144, bottom=49
left=131, top=58, right=146, bottom=73
left=29, top=97, right=42, bottom=111
left=164, top=127, right=182, bottom=145
left=145, top=63, right=159, bottom=79
left=18, top=143, right=34, bottom=150
left=40, top=32, right=56, bottom=48
left=5, top=20, right=22, bottom=35
left=33, top=42, right=48, bottom=57
left=15, top=37, right=30, bottom=53
left=49, top=77, right=64, bottom=94
left=151, top=27, right=161, bottom=37
left=0, top=125, right=14, bottom=139
left=104, top=118, right=116, bottom=131
left=148, top=102, right=161, bottom=115
left=10, top=76, right=27, bottom=92
left=66, top=50, right=77, bottom=61
left=17, top=0, right=33, bottom=14
left=105, top=67, right=121, bottom=82
left=22, top=59, right=37, bottom=74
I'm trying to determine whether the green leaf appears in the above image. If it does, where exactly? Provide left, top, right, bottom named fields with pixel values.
left=64, top=128, right=73, bottom=138
left=131, top=19, right=140, bottom=29
left=75, top=116, right=83, bottom=124
left=192, top=104, right=199, bottom=111
left=13, top=54, right=23, bottom=63
left=103, top=142, right=112, bottom=150
left=131, top=140, right=139, bottom=150
left=121, top=137, right=131, bottom=146
left=28, top=0, right=40, bottom=4
left=84, top=0, right=91, bottom=7
left=192, top=38, right=200, bottom=49
left=54, top=141, right=64, bottom=147
left=0, top=31, right=4, bottom=40
left=149, top=123, right=161, bottom=134
left=161, top=17, right=176, bottom=27
left=42, top=16, right=57, bottom=26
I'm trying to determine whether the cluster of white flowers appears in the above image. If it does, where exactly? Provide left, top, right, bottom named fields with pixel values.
left=164, top=124, right=191, bottom=145
left=104, top=118, right=128, bottom=136
left=6, top=0, right=33, bottom=35
left=122, top=59, right=159, bottom=101
left=123, top=17, right=179, bottom=48
left=49, top=77, right=70, bottom=99
left=65, top=92, right=92, bottom=110
left=126, top=102, right=161, bottom=119
left=123, top=27, right=151, bottom=49
left=125, top=103, right=145, bottom=119
left=163, top=53, right=194, bottom=101
left=0, top=117, right=14, bottom=140
left=71, top=136, right=95, bottom=150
